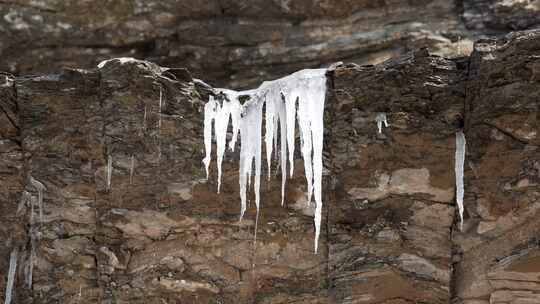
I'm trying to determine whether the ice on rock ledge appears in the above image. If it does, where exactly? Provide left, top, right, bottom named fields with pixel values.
left=203, top=69, right=327, bottom=252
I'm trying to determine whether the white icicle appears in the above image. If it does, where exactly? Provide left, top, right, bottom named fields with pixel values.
left=215, top=96, right=232, bottom=193
left=238, top=96, right=264, bottom=219
left=142, top=105, right=147, bottom=133
left=284, top=89, right=297, bottom=177
left=296, top=83, right=314, bottom=204
left=202, top=96, right=217, bottom=178
left=224, top=90, right=241, bottom=152
left=107, top=155, right=113, bottom=191
left=29, top=177, right=45, bottom=225
left=265, top=91, right=276, bottom=180
left=455, top=131, right=466, bottom=230
left=4, top=248, right=18, bottom=304
left=158, top=85, right=163, bottom=131
left=375, top=113, right=388, bottom=134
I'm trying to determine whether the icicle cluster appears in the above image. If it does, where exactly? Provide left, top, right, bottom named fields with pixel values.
left=455, top=131, right=466, bottom=230
left=203, top=69, right=327, bottom=252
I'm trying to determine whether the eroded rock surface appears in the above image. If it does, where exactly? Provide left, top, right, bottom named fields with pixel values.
left=0, top=29, right=539, bottom=304
left=1, top=0, right=539, bottom=88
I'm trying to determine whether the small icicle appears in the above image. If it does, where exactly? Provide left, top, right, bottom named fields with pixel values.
left=158, top=85, right=163, bottom=131
left=296, top=82, right=314, bottom=205
left=202, top=96, right=217, bottom=178
left=215, top=96, right=232, bottom=193
left=284, top=90, right=297, bottom=177
left=129, top=155, right=135, bottom=185
left=107, top=155, right=113, bottom=191
left=29, top=177, right=45, bottom=226
left=375, top=113, right=388, bottom=134
left=455, top=130, right=466, bottom=230
left=4, top=247, right=18, bottom=304
left=142, top=105, right=147, bottom=133
left=265, top=92, right=276, bottom=180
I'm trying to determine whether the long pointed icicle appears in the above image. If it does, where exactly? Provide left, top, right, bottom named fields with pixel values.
left=202, top=97, right=217, bottom=178
left=455, top=131, right=466, bottom=230
left=203, top=69, right=327, bottom=252
left=4, top=247, right=18, bottom=304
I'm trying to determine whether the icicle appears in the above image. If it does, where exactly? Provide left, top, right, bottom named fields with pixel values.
left=215, top=96, right=232, bottom=193
left=129, top=155, right=135, bottom=185
left=202, top=96, right=217, bottom=178
left=4, top=247, right=18, bottom=304
left=284, top=89, right=297, bottom=177
left=296, top=83, right=314, bottom=204
left=265, top=92, right=276, bottom=180
left=455, top=131, right=466, bottom=230
left=107, top=155, right=113, bottom=191
left=225, top=91, right=241, bottom=152
left=238, top=96, right=264, bottom=219
left=29, top=177, right=45, bottom=226
left=142, top=105, right=147, bottom=133
left=375, top=113, right=388, bottom=134
left=158, top=85, right=163, bottom=131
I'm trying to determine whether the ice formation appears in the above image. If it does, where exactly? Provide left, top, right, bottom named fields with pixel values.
left=375, top=113, right=389, bottom=133
left=29, top=176, right=45, bottom=226
left=203, top=69, right=327, bottom=252
left=107, top=155, right=113, bottom=191
left=455, top=131, right=466, bottom=230
left=4, top=248, right=18, bottom=304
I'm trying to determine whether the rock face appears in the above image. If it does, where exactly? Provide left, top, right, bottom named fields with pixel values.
left=0, top=29, right=539, bottom=303
left=1, top=0, right=539, bottom=88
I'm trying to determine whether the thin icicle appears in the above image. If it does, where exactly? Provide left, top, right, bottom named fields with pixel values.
left=375, top=113, right=388, bottom=134
left=202, top=97, right=217, bottom=178
left=265, top=92, right=276, bottom=180
left=455, top=131, right=466, bottom=230
left=142, top=105, right=147, bottom=133
left=215, top=96, right=232, bottom=193
left=284, top=90, right=297, bottom=177
left=29, top=177, right=45, bottom=226
left=296, top=84, right=314, bottom=205
left=238, top=97, right=264, bottom=219
left=107, top=155, right=113, bottom=191
left=4, top=247, right=18, bottom=304
left=129, top=155, right=135, bottom=185
left=158, top=85, right=163, bottom=131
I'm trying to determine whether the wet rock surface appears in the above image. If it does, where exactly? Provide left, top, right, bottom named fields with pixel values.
left=0, top=29, right=539, bottom=303
left=1, top=0, right=539, bottom=88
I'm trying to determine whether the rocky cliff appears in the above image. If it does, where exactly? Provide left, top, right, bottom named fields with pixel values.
left=1, top=27, right=539, bottom=303
left=1, top=0, right=540, bottom=88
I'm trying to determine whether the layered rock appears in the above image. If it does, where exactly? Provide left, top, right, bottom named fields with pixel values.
left=454, top=30, right=540, bottom=304
left=1, top=0, right=539, bottom=88
left=0, top=29, right=539, bottom=304
left=327, top=48, right=465, bottom=303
